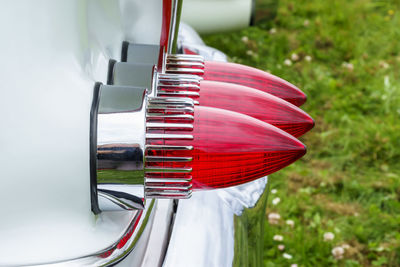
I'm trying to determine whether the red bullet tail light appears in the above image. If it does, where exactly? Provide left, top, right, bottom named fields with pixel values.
left=157, top=79, right=314, bottom=137
left=165, top=55, right=306, bottom=106
left=145, top=99, right=306, bottom=196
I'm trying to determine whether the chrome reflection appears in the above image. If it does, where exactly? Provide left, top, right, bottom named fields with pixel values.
left=96, top=85, right=147, bottom=211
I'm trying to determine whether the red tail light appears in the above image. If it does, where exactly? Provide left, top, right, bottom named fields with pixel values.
left=158, top=80, right=314, bottom=137
left=145, top=104, right=306, bottom=190
left=166, top=57, right=306, bottom=106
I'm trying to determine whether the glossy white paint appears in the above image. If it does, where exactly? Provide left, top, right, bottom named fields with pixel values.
left=181, top=0, right=253, bottom=34
left=0, top=0, right=162, bottom=265
left=163, top=178, right=268, bottom=267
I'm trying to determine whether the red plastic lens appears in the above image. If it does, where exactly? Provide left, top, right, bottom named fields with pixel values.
left=146, top=106, right=306, bottom=189
left=158, top=80, right=314, bottom=137
left=166, top=60, right=307, bottom=106
left=203, top=61, right=307, bottom=106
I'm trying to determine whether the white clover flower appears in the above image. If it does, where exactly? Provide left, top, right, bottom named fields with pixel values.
left=269, top=28, right=277, bottom=34
left=246, top=50, right=254, bottom=56
left=273, top=235, right=284, bottom=241
left=283, top=253, right=293, bottom=259
left=332, top=246, right=345, bottom=260
left=278, top=244, right=285, bottom=251
left=323, top=232, right=335, bottom=241
left=268, top=213, right=281, bottom=224
left=342, top=62, right=354, bottom=71
left=379, top=60, right=389, bottom=69
left=303, top=19, right=310, bottom=27
left=284, top=59, right=292, bottom=66
left=286, top=219, right=295, bottom=227
left=241, top=36, right=249, bottom=43
left=291, top=264, right=298, bottom=267
left=305, top=55, right=312, bottom=62
left=271, top=189, right=278, bottom=194
left=291, top=53, right=299, bottom=61
left=272, top=197, right=281, bottom=205
left=341, top=244, right=350, bottom=250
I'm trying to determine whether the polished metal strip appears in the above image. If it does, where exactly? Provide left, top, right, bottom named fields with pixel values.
left=158, top=91, right=200, bottom=97
left=145, top=177, right=192, bottom=183
left=146, top=114, right=194, bottom=120
left=146, top=133, right=193, bottom=139
left=166, top=67, right=205, bottom=74
left=166, top=61, right=204, bottom=67
left=145, top=192, right=192, bottom=198
left=146, top=156, right=192, bottom=162
left=146, top=185, right=193, bottom=190
left=147, top=106, right=195, bottom=114
left=148, top=97, right=195, bottom=105
left=145, top=145, right=193, bottom=150
left=145, top=167, right=192, bottom=173
left=158, top=83, right=200, bottom=90
left=146, top=122, right=193, bottom=130
left=167, top=54, right=204, bottom=62
left=158, top=73, right=203, bottom=80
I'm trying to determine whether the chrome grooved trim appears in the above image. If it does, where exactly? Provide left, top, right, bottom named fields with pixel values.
left=158, top=73, right=203, bottom=80
left=147, top=122, right=194, bottom=130
left=146, top=114, right=194, bottom=121
left=166, top=61, right=204, bottom=67
left=145, top=145, right=193, bottom=150
left=145, top=96, right=194, bottom=199
left=146, top=156, right=192, bottom=162
left=158, top=91, right=200, bottom=97
left=167, top=54, right=204, bottom=62
left=166, top=67, right=205, bottom=74
left=145, top=133, right=194, bottom=139
left=145, top=167, right=192, bottom=173
left=158, top=83, right=200, bottom=90
left=147, top=107, right=195, bottom=114
left=148, top=96, right=195, bottom=105
left=146, top=191, right=193, bottom=198
left=145, top=177, right=192, bottom=183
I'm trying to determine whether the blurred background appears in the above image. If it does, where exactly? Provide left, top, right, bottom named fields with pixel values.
left=202, top=0, right=399, bottom=266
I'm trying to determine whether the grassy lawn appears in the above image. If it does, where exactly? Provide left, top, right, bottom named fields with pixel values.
left=203, top=0, right=400, bottom=266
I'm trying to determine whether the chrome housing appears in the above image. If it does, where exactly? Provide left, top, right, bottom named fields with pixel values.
left=94, top=82, right=198, bottom=211
left=96, top=85, right=147, bottom=211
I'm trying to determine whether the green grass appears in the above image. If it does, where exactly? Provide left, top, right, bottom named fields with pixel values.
left=203, top=0, right=400, bottom=266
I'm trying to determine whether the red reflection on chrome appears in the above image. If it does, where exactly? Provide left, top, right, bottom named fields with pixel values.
left=158, top=80, right=314, bottom=137
left=146, top=106, right=306, bottom=189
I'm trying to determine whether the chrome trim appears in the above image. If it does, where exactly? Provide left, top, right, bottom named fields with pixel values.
left=146, top=122, right=194, bottom=130
left=158, top=90, right=200, bottom=97
left=146, top=156, right=192, bottom=162
left=144, top=96, right=194, bottom=199
left=158, top=73, right=203, bottom=83
left=34, top=200, right=156, bottom=267
left=146, top=177, right=192, bottom=183
left=146, top=114, right=194, bottom=122
left=145, top=133, right=193, bottom=140
left=166, top=67, right=205, bottom=75
left=158, top=83, right=200, bottom=90
left=145, top=145, right=193, bottom=150
left=167, top=0, right=180, bottom=54
left=145, top=167, right=192, bottom=173
left=96, top=85, right=147, bottom=211
left=148, top=96, right=196, bottom=106
left=167, top=54, right=204, bottom=62
left=166, top=61, right=204, bottom=67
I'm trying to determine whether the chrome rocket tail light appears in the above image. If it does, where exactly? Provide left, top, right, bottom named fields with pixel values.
left=146, top=105, right=306, bottom=190
left=93, top=84, right=306, bottom=212
left=165, top=54, right=307, bottom=106
left=157, top=78, right=314, bottom=137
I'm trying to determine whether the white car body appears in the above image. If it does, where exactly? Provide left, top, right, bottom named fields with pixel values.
left=0, top=1, right=270, bottom=266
